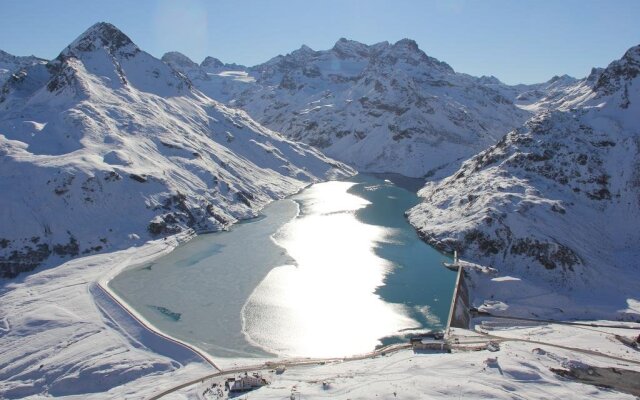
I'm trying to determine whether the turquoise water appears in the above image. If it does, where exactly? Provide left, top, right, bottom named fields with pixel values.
left=109, top=174, right=455, bottom=359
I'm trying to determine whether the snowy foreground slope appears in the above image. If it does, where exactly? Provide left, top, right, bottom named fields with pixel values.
left=175, top=328, right=640, bottom=400
left=0, top=23, right=352, bottom=277
left=408, top=44, right=640, bottom=320
left=164, top=40, right=530, bottom=177
left=0, top=236, right=213, bottom=398
left=3, top=238, right=639, bottom=399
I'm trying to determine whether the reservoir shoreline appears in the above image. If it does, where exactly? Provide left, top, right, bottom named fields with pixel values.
left=106, top=174, right=456, bottom=361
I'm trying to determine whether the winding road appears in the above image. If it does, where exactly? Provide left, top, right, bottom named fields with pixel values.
left=147, top=343, right=412, bottom=400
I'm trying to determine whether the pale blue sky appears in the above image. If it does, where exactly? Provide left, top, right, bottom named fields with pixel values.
left=1, top=0, right=638, bottom=84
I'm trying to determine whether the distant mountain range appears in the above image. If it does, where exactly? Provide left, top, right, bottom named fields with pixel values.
left=164, top=39, right=534, bottom=178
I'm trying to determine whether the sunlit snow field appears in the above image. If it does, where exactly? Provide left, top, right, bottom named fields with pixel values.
left=109, top=174, right=455, bottom=359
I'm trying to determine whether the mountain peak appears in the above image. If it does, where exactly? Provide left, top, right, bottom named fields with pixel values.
left=594, top=43, right=640, bottom=95
left=289, top=44, right=316, bottom=59
left=547, top=74, right=577, bottom=85
left=162, top=51, right=198, bottom=69
left=478, top=75, right=503, bottom=85
left=385, top=38, right=453, bottom=74
left=200, top=56, right=245, bottom=71
left=298, top=44, right=315, bottom=53
left=201, top=56, right=223, bottom=69
left=621, top=44, right=640, bottom=64
left=331, top=38, right=371, bottom=58
left=393, top=38, right=419, bottom=52
left=66, top=22, right=135, bottom=54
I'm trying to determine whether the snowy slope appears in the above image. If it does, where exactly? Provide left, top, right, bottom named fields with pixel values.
left=487, top=74, right=580, bottom=108
left=0, top=236, right=213, bottom=398
left=472, top=73, right=606, bottom=116
left=0, top=50, right=47, bottom=87
left=161, top=51, right=251, bottom=105
left=3, top=239, right=638, bottom=399
left=408, top=44, right=640, bottom=320
left=165, top=39, right=531, bottom=177
left=182, top=333, right=640, bottom=400
left=0, top=23, right=352, bottom=277
left=514, top=74, right=580, bottom=108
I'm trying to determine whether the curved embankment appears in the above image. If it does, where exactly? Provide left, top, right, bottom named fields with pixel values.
left=91, top=232, right=221, bottom=371
left=91, top=283, right=220, bottom=369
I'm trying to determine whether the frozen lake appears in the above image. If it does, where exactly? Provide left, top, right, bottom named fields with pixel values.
left=109, top=174, right=455, bottom=359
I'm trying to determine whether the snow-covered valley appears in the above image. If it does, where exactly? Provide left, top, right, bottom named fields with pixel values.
left=0, top=20, right=639, bottom=400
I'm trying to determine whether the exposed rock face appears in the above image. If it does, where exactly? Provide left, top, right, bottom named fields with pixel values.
left=408, top=44, right=640, bottom=300
left=595, top=45, right=640, bottom=96
left=0, top=23, right=353, bottom=277
left=63, top=22, right=135, bottom=55
left=165, top=39, right=531, bottom=177
left=201, top=56, right=224, bottom=69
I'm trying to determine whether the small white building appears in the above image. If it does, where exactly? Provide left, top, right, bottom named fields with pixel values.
left=227, top=374, right=268, bottom=393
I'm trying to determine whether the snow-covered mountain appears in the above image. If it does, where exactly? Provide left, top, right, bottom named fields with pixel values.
left=0, top=50, right=47, bottom=87
left=164, top=39, right=531, bottom=178
left=485, top=74, right=578, bottom=107
left=514, top=74, right=579, bottom=105
left=161, top=51, right=253, bottom=106
left=408, top=44, right=640, bottom=320
left=0, top=23, right=352, bottom=278
left=475, top=73, right=606, bottom=115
